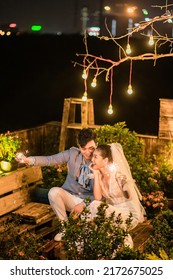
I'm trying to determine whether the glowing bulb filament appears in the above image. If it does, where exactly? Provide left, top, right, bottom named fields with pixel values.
left=108, top=104, right=113, bottom=114
left=91, top=78, right=97, bottom=87
left=166, top=11, right=173, bottom=23
left=148, top=35, right=154, bottom=46
left=82, top=69, right=87, bottom=79
left=127, top=84, right=133, bottom=94
left=82, top=91, right=88, bottom=101
left=168, top=18, right=173, bottom=23
left=126, top=44, right=131, bottom=55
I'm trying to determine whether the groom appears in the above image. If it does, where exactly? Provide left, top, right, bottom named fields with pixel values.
left=16, top=128, right=98, bottom=241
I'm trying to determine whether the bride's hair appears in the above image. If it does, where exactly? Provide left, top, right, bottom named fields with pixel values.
left=96, top=144, right=113, bottom=162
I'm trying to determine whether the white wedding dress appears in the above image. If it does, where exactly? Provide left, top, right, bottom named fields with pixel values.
left=89, top=143, right=146, bottom=247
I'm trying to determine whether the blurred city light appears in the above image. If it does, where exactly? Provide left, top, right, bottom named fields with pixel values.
left=127, top=6, right=137, bottom=14
left=9, top=23, right=17, bottom=28
left=31, top=25, right=42, bottom=31
left=142, top=9, right=149, bottom=15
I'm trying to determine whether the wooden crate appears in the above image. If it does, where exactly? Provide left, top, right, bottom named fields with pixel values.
left=0, top=166, right=42, bottom=217
left=0, top=166, right=57, bottom=239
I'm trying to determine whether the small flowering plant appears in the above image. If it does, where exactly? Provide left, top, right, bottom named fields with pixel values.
left=157, top=167, right=173, bottom=199
left=142, top=190, right=168, bottom=219
left=138, top=163, right=173, bottom=199
left=0, top=132, right=22, bottom=162
left=147, top=165, right=173, bottom=198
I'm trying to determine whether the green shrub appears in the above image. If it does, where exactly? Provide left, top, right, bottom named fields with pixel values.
left=94, top=122, right=173, bottom=199
left=58, top=199, right=144, bottom=260
left=94, top=122, right=149, bottom=191
left=41, top=164, right=67, bottom=189
left=0, top=217, right=48, bottom=260
left=94, top=122, right=144, bottom=168
left=143, top=143, right=173, bottom=197
left=143, top=209, right=173, bottom=259
left=151, top=164, right=173, bottom=198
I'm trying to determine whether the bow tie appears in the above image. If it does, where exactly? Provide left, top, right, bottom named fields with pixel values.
left=78, top=163, right=91, bottom=187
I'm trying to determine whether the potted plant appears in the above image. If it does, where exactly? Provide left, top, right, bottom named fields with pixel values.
left=0, top=132, right=22, bottom=172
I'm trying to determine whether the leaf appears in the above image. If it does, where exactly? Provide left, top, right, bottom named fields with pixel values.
left=145, top=253, right=161, bottom=260
left=159, top=249, right=169, bottom=260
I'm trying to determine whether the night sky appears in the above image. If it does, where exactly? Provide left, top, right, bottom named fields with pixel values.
left=0, top=0, right=172, bottom=136
left=0, top=0, right=165, bottom=33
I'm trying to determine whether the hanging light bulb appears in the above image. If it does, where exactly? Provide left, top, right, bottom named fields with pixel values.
left=82, top=69, right=87, bottom=79
left=168, top=18, right=173, bottom=23
left=91, top=77, right=97, bottom=87
left=126, top=43, right=131, bottom=55
left=127, top=84, right=133, bottom=94
left=148, top=35, right=154, bottom=46
left=107, top=104, right=113, bottom=114
left=82, top=91, right=88, bottom=101
left=166, top=10, right=173, bottom=23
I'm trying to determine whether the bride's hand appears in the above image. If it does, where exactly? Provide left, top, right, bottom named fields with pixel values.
left=117, top=174, right=127, bottom=186
left=117, top=173, right=130, bottom=198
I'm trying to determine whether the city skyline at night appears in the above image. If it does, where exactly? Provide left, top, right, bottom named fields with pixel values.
left=0, top=1, right=169, bottom=35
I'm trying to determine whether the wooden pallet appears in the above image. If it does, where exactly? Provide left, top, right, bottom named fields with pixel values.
left=11, top=202, right=57, bottom=238
left=130, top=219, right=153, bottom=250
left=0, top=204, right=58, bottom=239
left=12, top=202, right=55, bottom=223
left=0, top=166, right=42, bottom=217
left=0, top=166, right=57, bottom=239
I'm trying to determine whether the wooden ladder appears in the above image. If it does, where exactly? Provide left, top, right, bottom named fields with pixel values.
left=59, top=98, right=99, bottom=151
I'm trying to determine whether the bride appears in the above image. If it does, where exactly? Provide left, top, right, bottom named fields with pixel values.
left=88, top=143, right=146, bottom=247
